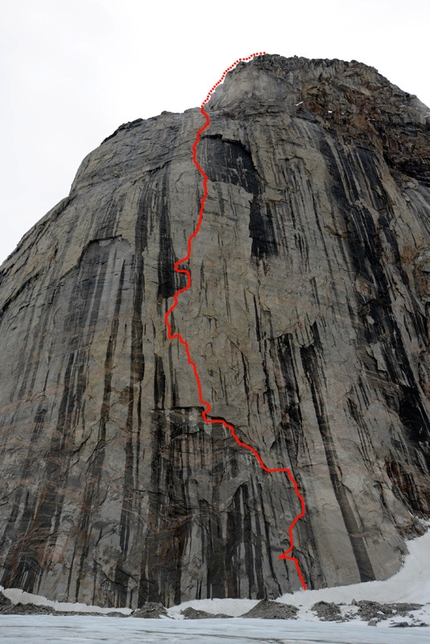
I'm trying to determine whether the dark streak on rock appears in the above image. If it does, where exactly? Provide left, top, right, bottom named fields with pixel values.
left=113, top=183, right=149, bottom=605
left=301, top=324, right=376, bottom=583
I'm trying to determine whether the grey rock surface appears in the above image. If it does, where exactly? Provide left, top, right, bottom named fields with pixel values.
left=180, top=607, right=229, bottom=619
left=0, top=54, right=429, bottom=608
left=241, top=599, right=298, bottom=619
left=355, top=600, right=422, bottom=622
left=311, top=601, right=343, bottom=621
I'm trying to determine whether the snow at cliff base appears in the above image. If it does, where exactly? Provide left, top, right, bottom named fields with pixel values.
left=1, top=528, right=429, bottom=642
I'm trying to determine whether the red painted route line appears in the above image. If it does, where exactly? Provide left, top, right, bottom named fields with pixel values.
left=164, top=53, right=307, bottom=591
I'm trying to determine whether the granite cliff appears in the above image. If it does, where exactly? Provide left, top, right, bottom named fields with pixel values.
left=0, top=55, right=429, bottom=608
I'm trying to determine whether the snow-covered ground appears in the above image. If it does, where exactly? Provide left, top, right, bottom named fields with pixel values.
left=1, top=615, right=429, bottom=644
left=1, top=527, right=429, bottom=642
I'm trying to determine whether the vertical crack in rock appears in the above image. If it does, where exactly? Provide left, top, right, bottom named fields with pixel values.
left=2, top=239, right=115, bottom=592
left=112, top=180, right=151, bottom=606
left=301, top=324, right=375, bottom=582
left=271, top=334, right=324, bottom=586
left=321, top=137, right=430, bottom=505
left=75, top=261, right=125, bottom=601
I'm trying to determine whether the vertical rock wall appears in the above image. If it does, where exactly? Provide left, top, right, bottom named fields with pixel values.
left=0, top=55, right=429, bottom=607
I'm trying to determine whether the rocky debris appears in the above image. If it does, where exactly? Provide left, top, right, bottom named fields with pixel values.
left=368, top=619, right=378, bottom=626
left=0, top=54, right=429, bottom=607
left=131, top=602, right=168, bottom=618
left=181, top=607, right=230, bottom=619
left=54, top=610, right=104, bottom=616
left=241, top=600, right=298, bottom=619
left=0, top=590, right=12, bottom=609
left=410, top=622, right=430, bottom=627
left=311, top=601, right=343, bottom=621
left=0, top=602, right=54, bottom=615
left=390, top=621, right=413, bottom=628
left=0, top=591, right=110, bottom=616
left=353, top=600, right=423, bottom=622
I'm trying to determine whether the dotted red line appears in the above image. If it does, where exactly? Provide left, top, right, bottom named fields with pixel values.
left=164, top=53, right=307, bottom=591
left=202, top=52, right=267, bottom=106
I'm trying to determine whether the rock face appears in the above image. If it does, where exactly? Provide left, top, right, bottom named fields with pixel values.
left=0, top=55, right=429, bottom=608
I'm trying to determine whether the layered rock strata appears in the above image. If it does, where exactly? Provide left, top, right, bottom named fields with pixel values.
left=0, top=55, right=429, bottom=607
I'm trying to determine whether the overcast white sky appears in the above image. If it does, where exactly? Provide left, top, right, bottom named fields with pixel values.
left=1, top=0, right=429, bottom=265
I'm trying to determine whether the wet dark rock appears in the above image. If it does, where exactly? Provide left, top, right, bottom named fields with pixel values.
left=131, top=602, right=168, bottom=618
left=311, top=601, right=343, bottom=621
left=0, top=54, right=429, bottom=608
left=181, top=607, right=230, bottom=619
left=241, top=600, right=298, bottom=619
